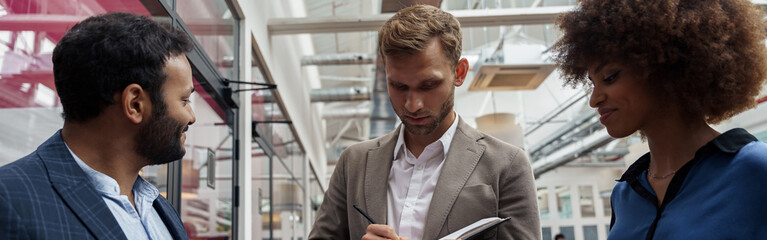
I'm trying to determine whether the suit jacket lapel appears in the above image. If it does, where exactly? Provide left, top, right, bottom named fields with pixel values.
left=422, top=119, right=486, bottom=240
left=153, top=197, right=189, bottom=240
left=364, top=125, right=399, bottom=224
left=41, top=131, right=127, bottom=240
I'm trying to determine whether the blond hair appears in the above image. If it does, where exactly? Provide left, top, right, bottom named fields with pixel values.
left=378, top=5, right=462, bottom=65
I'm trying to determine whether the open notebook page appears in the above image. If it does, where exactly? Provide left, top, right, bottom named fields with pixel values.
left=438, top=217, right=509, bottom=240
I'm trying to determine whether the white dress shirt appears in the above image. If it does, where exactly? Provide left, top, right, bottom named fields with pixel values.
left=66, top=144, right=173, bottom=240
left=387, top=117, right=459, bottom=240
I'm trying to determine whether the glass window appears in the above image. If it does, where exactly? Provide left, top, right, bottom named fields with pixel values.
left=142, top=164, right=168, bottom=200
left=583, top=225, right=598, bottom=240
left=579, top=185, right=596, bottom=218
left=160, top=0, right=175, bottom=8
left=541, top=227, right=551, bottom=240
left=559, top=226, right=575, bottom=240
left=602, top=190, right=612, bottom=218
left=537, top=187, right=550, bottom=220
left=272, top=155, right=304, bottom=239
left=251, top=43, right=308, bottom=239
left=251, top=61, right=273, bottom=142
left=542, top=0, right=576, bottom=7
left=309, top=170, right=323, bottom=225
left=271, top=121, right=305, bottom=239
left=273, top=124, right=305, bottom=188
left=179, top=80, right=234, bottom=239
left=0, top=0, right=150, bottom=166
left=555, top=186, right=572, bottom=219
left=0, top=0, right=173, bottom=196
left=252, top=142, right=271, bottom=239
left=176, top=0, right=237, bottom=80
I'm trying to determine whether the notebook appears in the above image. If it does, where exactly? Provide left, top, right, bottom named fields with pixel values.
left=438, top=217, right=511, bottom=240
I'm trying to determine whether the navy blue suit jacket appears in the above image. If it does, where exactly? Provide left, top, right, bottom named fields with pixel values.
left=0, top=131, right=188, bottom=239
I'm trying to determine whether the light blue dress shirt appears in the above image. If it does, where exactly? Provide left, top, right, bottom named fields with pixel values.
left=65, top=145, right=173, bottom=240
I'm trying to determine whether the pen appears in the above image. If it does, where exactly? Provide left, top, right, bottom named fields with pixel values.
left=353, top=204, right=377, bottom=224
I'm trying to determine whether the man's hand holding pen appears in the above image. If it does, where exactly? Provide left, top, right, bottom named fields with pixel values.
left=362, top=224, right=410, bottom=240
left=354, top=204, right=410, bottom=240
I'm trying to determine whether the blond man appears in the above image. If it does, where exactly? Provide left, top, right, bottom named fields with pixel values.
left=308, top=5, right=540, bottom=240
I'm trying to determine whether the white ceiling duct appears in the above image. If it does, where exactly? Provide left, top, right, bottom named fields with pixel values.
left=322, top=107, right=371, bottom=119
left=311, top=87, right=370, bottom=102
left=301, top=53, right=374, bottom=66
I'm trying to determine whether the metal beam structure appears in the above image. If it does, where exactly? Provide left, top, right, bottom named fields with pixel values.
left=532, top=128, right=614, bottom=178
left=525, top=90, right=588, bottom=136
left=528, top=112, right=599, bottom=159
left=267, top=6, right=572, bottom=35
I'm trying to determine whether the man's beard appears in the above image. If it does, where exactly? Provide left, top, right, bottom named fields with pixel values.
left=135, top=100, right=187, bottom=165
left=397, top=87, right=454, bottom=135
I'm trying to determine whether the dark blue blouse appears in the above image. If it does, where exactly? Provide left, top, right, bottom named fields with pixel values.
left=608, top=128, right=767, bottom=239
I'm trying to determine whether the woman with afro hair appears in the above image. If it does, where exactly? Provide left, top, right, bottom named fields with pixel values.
left=552, top=0, right=767, bottom=239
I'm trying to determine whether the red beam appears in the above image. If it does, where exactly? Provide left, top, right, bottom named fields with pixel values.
left=0, top=14, right=85, bottom=32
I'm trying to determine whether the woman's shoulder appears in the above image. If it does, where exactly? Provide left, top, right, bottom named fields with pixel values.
left=734, top=140, right=767, bottom=161
left=728, top=140, right=767, bottom=174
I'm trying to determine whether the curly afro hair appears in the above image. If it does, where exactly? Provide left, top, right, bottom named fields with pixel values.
left=552, top=0, right=767, bottom=124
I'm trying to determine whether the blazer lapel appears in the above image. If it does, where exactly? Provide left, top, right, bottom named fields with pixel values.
left=40, top=131, right=127, bottom=240
left=154, top=197, right=189, bottom=240
left=422, top=119, right=486, bottom=240
left=364, top=126, right=399, bottom=224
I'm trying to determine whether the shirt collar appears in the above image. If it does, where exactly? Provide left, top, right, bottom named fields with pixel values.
left=393, top=115, right=460, bottom=161
left=617, top=128, right=757, bottom=182
left=65, top=143, right=159, bottom=200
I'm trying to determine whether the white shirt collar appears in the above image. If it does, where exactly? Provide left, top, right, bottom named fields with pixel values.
left=64, top=143, right=159, bottom=199
left=393, top=114, right=460, bottom=161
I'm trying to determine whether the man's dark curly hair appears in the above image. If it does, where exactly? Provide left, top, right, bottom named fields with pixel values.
left=53, top=12, right=193, bottom=122
left=552, top=0, right=767, bottom=124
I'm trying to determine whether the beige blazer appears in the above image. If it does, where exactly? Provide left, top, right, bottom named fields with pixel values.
left=308, top=118, right=540, bottom=240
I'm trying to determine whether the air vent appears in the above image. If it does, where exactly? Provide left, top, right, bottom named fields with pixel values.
left=468, top=64, right=555, bottom=91
left=488, top=73, right=537, bottom=87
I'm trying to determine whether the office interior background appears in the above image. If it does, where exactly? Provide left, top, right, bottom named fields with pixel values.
left=0, top=0, right=765, bottom=239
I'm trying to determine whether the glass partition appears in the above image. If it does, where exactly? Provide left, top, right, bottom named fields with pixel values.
left=0, top=1, right=241, bottom=238
left=250, top=33, right=311, bottom=239
left=176, top=0, right=237, bottom=80
left=0, top=0, right=150, bottom=165
left=252, top=141, right=271, bottom=239
left=309, top=172, right=324, bottom=224
left=251, top=60, right=273, bottom=142
left=272, top=155, right=304, bottom=239
left=179, top=79, right=234, bottom=239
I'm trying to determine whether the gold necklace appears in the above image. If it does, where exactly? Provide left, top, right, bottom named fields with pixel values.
left=648, top=169, right=676, bottom=179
